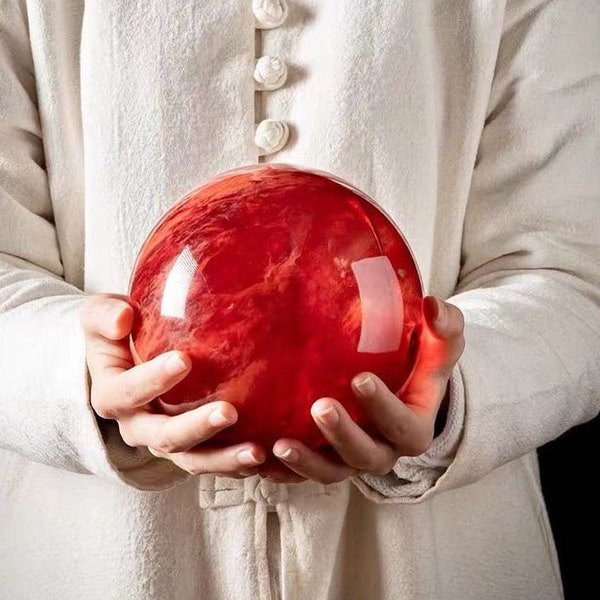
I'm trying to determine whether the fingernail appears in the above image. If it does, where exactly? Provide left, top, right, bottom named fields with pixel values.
left=353, top=375, right=376, bottom=396
left=313, top=402, right=340, bottom=425
left=209, top=408, right=235, bottom=427
left=238, top=448, right=261, bottom=466
left=274, top=447, right=299, bottom=462
left=164, top=352, right=188, bottom=375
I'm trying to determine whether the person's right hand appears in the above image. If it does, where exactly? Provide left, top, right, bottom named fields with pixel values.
left=80, top=294, right=266, bottom=478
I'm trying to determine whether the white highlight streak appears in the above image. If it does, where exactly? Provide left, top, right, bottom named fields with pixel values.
left=351, top=256, right=403, bottom=353
left=160, top=246, right=198, bottom=318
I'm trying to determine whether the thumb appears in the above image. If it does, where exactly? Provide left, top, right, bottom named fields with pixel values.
left=398, top=296, right=464, bottom=414
left=420, top=296, right=465, bottom=371
left=80, top=294, right=134, bottom=341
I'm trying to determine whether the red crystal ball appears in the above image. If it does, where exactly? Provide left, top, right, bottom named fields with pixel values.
left=129, top=164, right=423, bottom=452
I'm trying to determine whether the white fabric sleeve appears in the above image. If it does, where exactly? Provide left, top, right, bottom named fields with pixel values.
left=0, top=0, right=189, bottom=490
left=356, top=0, right=600, bottom=503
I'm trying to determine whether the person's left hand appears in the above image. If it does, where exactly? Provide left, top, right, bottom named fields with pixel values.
left=266, top=296, right=465, bottom=484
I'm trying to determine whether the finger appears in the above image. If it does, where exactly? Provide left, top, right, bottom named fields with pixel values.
left=85, top=333, right=134, bottom=380
left=94, top=350, right=191, bottom=417
left=119, top=400, right=238, bottom=453
left=419, top=296, right=465, bottom=373
left=352, top=373, right=434, bottom=456
left=162, top=443, right=266, bottom=476
left=304, top=398, right=398, bottom=475
left=82, top=296, right=136, bottom=378
left=395, top=297, right=464, bottom=414
left=272, top=440, right=359, bottom=485
left=80, top=294, right=133, bottom=341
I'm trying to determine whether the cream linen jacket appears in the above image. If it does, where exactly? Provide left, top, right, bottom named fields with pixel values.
left=1, top=1, right=599, bottom=599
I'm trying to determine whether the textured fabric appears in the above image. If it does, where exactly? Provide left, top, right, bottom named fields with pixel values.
left=1, top=0, right=599, bottom=598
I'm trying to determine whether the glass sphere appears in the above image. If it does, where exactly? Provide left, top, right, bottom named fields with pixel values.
left=129, top=164, right=423, bottom=453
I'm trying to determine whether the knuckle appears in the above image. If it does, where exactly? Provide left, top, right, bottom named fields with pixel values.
left=91, top=388, right=118, bottom=420
left=81, top=294, right=132, bottom=339
left=387, top=420, right=410, bottom=442
left=121, top=378, right=151, bottom=408
left=120, top=383, right=139, bottom=407
left=357, top=453, right=389, bottom=474
left=80, top=297, right=118, bottom=338
left=371, top=459, right=396, bottom=476
left=153, top=432, right=180, bottom=455
left=180, top=460, right=206, bottom=477
left=141, top=367, right=171, bottom=399
left=117, top=422, right=136, bottom=448
left=363, top=459, right=384, bottom=473
left=93, top=403, right=117, bottom=420
left=346, top=455, right=376, bottom=472
left=402, top=434, right=433, bottom=457
left=79, top=297, right=99, bottom=331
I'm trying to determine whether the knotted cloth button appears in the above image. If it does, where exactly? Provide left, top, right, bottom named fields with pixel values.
left=254, top=56, right=288, bottom=91
left=254, top=119, right=290, bottom=155
left=252, top=0, right=288, bottom=29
